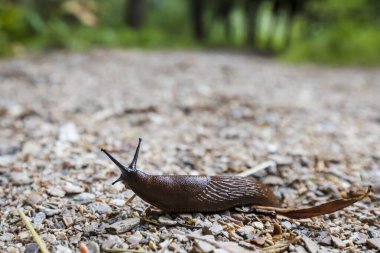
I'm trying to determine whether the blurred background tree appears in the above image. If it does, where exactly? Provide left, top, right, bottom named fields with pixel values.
left=0, top=0, right=379, bottom=65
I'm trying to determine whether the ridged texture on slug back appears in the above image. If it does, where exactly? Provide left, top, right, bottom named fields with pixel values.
left=121, top=171, right=279, bottom=213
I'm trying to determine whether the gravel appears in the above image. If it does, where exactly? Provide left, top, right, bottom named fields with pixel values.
left=0, top=50, right=379, bottom=252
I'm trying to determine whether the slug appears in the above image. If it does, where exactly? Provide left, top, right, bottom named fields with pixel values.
left=102, top=138, right=371, bottom=217
left=101, top=138, right=279, bottom=213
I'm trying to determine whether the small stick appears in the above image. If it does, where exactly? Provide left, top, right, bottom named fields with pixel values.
left=126, top=194, right=137, bottom=204
left=104, top=249, right=148, bottom=253
left=238, top=161, right=276, bottom=177
left=17, top=208, right=50, bottom=253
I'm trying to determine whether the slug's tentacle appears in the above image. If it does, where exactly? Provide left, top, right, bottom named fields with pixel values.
left=129, top=138, right=142, bottom=170
left=101, top=148, right=128, bottom=173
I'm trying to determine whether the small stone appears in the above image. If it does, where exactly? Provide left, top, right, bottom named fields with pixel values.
left=281, top=221, right=292, bottom=230
left=237, top=226, right=254, bottom=239
left=26, top=192, right=43, bottom=205
left=18, top=231, right=31, bottom=241
left=102, top=235, right=123, bottom=249
left=86, top=241, right=100, bottom=253
left=302, top=235, right=319, bottom=253
left=59, top=122, right=79, bottom=142
left=253, top=221, right=264, bottom=230
left=63, top=216, right=74, bottom=227
left=46, top=186, right=65, bottom=197
left=158, top=215, right=177, bottom=225
left=39, top=206, right=61, bottom=216
left=195, top=240, right=215, bottom=253
left=25, top=243, right=39, bottom=253
left=149, top=241, right=157, bottom=251
left=1, top=232, right=14, bottom=241
left=110, top=198, right=125, bottom=206
left=56, top=245, right=73, bottom=253
left=263, top=176, right=284, bottom=185
left=33, top=212, right=46, bottom=224
left=295, top=246, right=308, bottom=253
left=73, top=192, right=95, bottom=204
left=106, top=218, right=140, bottom=234
left=208, top=222, right=224, bottom=235
left=22, top=142, right=41, bottom=155
left=88, top=202, right=112, bottom=215
left=319, top=236, right=332, bottom=246
left=63, top=182, right=84, bottom=194
left=367, top=238, right=380, bottom=249
left=127, top=232, right=143, bottom=245
left=252, top=236, right=266, bottom=246
left=10, top=171, right=32, bottom=185
left=331, top=236, right=346, bottom=249
left=352, top=233, right=367, bottom=245
left=269, top=155, right=293, bottom=165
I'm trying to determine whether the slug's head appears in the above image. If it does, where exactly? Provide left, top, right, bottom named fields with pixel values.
left=101, top=138, right=142, bottom=185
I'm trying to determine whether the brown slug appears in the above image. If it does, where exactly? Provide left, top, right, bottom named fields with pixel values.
left=101, top=138, right=279, bottom=213
left=102, top=139, right=371, bottom=217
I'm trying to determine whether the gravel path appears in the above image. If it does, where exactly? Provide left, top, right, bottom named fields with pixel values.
left=0, top=50, right=379, bottom=253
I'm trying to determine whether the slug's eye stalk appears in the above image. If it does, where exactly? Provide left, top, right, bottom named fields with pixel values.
left=101, top=138, right=142, bottom=184
left=129, top=138, right=142, bottom=170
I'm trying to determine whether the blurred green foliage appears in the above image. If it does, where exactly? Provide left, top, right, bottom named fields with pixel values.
left=0, top=0, right=379, bottom=66
left=283, top=0, right=380, bottom=65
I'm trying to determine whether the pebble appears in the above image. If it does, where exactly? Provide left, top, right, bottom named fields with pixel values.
left=0, top=155, right=14, bottom=167
left=158, top=215, right=177, bottom=225
left=73, top=192, right=95, bottom=204
left=295, top=246, right=308, bottom=253
left=102, top=235, right=124, bottom=249
left=46, top=186, right=65, bottom=197
left=331, top=235, right=346, bottom=249
left=110, top=198, right=125, bottom=206
left=25, top=243, right=39, bottom=253
left=55, top=245, right=73, bottom=253
left=63, top=216, right=74, bottom=227
left=281, top=220, right=292, bottom=230
left=1, top=232, right=14, bottom=241
left=106, top=218, right=140, bottom=234
left=236, top=226, right=254, bottom=239
left=366, top=238, right=380, bottom=249
left=252, top=236, right=266, bottom=246
left=127, top=232, right=143, bottom=245
left=302, top=235, right=319, bottom=253
left=63, top=182, right=84, bottom=194
left=263, top=176, right=284, bottom=185
left=18, top=231, right=31, bottom=241
left=88, top=202, right=112, bottom=215
left=10, top=172, right=32, bottom=185
left=253, top=221, right=264, bottom=230
left=39, top=206, right=61, bottom=216
left=59, top=122, right=79, bottom=142
left=25, top=192, right=43, bottom=205
left=195, top=240, right=215, bottom=253
left=86, top=241, right=100, bottom=253
left=207, top=222, right=224, bottom=235
left=33, top=212, right=46, bottom=225
left=319, top=236, right=332, bottom=246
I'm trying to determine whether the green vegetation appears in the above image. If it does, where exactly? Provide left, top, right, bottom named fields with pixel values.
left=0, top=0, right=379, bottom=66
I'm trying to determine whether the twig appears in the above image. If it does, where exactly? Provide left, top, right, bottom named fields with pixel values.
left=104, top=249, right=148, bottom=253
left=126, top=194, right=137, bottom=204
left=238, top=161, right=276, bottom=177
left=17, top=208, right=50, bottom=253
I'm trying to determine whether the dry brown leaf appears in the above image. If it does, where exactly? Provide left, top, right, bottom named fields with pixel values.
left=250, top=186, right=371, bottom=219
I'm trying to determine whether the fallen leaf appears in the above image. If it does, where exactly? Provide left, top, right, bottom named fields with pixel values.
left=249, top=186, right=371, bottom=219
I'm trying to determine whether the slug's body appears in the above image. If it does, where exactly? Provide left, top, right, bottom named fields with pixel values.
left=101, top=139, right=279, bottom=213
